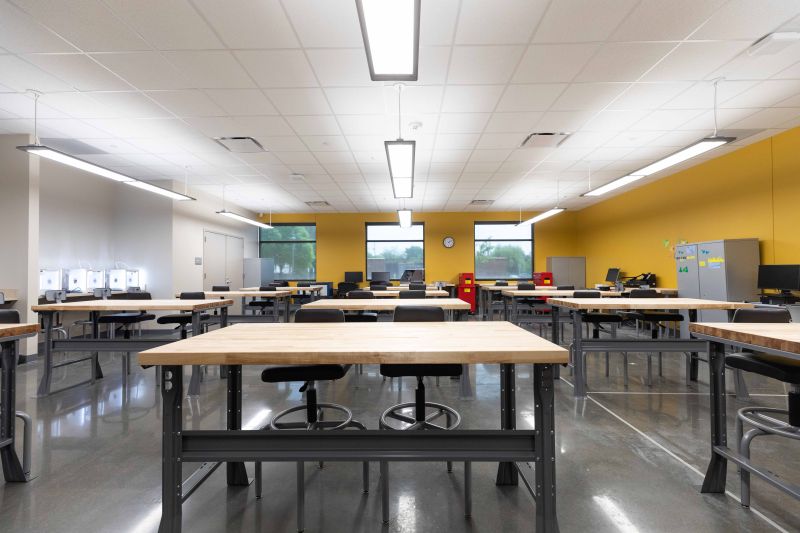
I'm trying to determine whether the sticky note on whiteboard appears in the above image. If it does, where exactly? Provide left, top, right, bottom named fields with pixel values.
left=699, top=261, right=706, bottom=267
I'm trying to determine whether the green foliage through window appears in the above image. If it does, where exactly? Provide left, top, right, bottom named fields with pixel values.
left=365, top=223, right=424, bottom=280
left=474, top=223, right=533, bottom=280
left=259, top=224, right=316, bottom=280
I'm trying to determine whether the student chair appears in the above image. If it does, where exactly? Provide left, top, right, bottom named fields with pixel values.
left=97, top=291, right=156, bottom=387
left=398, top=290, right=425, bottom=298
left=345, top=290, right=377, bottom=322
left=409, top=282, right=427, bottom=291
left=246, top=286, right=279, bottom=321
left=255, top=309, right=368, bottom=533
left=211, top=285, right=230, bottom=291
left=570, top=290, right=626, bottom=384
left=336, top=282, right=358, bottom=298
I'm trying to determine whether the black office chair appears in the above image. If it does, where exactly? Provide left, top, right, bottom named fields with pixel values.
left=409, top=282, right=426, bottom=291
left=347, top=290, right=374, bottom=299
left=156, top=292, right=211, bottom=338
left=255, top=309, right=368, bottom=532
left=570, top=290, right=626, bottom=385
left=487, top=280, right=509, bottom=319
left=378, top=305, right=470, bottom=522
left=292, top=281, right=315, bottom=306
left=97, top=291, right=156, bottom=386
left=399, top=290, right=425, bottom=299
left=723, top=308, right=798, bottom=507
left=246, top=286, right=279, bottom=321
left=336, top=282, right=358, bottom=298
left=345, top=290, right=377, bottom=322
left=557, top=285, right=574, bottom=290
left=370, top=282, right=388, bottom=290
left=211, top=285, right=230, bottom=291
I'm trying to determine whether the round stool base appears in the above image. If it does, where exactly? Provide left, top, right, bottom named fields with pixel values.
left=380, top=401, right=461, bottom=431
left=271, top=402, right=353, bottom=431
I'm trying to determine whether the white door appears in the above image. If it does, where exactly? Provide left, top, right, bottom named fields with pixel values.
left=203, top=231, right=227, bottom=291
left=225, top=235, right=244, bottom=289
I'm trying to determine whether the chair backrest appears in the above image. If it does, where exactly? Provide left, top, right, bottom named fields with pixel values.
left=211, top=285, right=230, bottom=291
left=179, top=292, right=204, bottom=300
left=733, top=308, right=791, bottom=324
left=258, top=286, right=277, bottom=291
left=275, top=280, right=290, bottom=287
left=573, top=290, right=601, bottom=298
left=370, top=283, right=387, bottom=290
left=629, top=288, right=659, bottom=298
left=495, top=280, right=508, bottom=286
left=518, top=282, right=535, bottom=290
left=295, top=308, right=345, bottom=323
left=394, top=305, right=444, bottom=322
left=399, top=290, right=426, bottom=299
left=409, top=283, right=426, bottom=291
left=348, top=290, right=374, bottom=299
left=557, top=285, right=574, bottom=290
left=0, top=309, right=20, bottom=324
left=127, top=291, right=153, bottom=300
left=296, top=281, right=312, bottom=287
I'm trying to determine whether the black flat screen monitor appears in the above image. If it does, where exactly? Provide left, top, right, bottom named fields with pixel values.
left=757, top=264, right=800, bottom=291
left=344, top=271, right=363, bottom=283
left=371, top=271, right=391, bottom=283
left=605, top=268, right=621, bottom=283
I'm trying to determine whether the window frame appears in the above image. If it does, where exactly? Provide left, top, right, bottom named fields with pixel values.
left=473, top=221, right=534, bottom=281
left=258, top=222, right=317, bottom=282
left=364, top=221, right=425, bottom=281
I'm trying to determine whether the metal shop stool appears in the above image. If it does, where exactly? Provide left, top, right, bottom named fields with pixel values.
left=725, top=309, right=799, bottom=507
left=378, top=305, right=470, bottom=524
left=97, top=291, right=155, bottom=387
left=255, top=308, right=368, bottom=533
left=246, top=286, right=279, bottom=321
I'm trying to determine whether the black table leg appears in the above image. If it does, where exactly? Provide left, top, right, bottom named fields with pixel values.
left=226, top=364, right=249, bottom=486
left=534, top=363, right=559, bottom=533
left=701, top=340, right=727, bottom=493
left=551, top=306, right=561, bottom=380
left=91, top=311, right=103, bottom=380
left=188, top=312, right=202, bottom=396
left=36, top=312, right=54, bottom=397
left=689, top=310, right=699, bottom=381
left=1, top=340, right=26, bottom=482
left=572, top=312, right=587, bottom=398
left=496, top=363, right=518, bottom=485
left=159, top=365, right=183, bottom=533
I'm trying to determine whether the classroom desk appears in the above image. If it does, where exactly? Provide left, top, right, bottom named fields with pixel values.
left=361, top=289, right=450, bottom=298
left=31, top=299, right=233, bottom=396
left=0, top=288, right=19, bottom=303
left=477, top=285, right=550, bottom=320
left=241, top=285, right=324, bottom=298
left=139, top=321, right=568, bottom=533
left=547, top=298, right=754, bottom=397
left=500, top=289, right=624, bottom=323
left=183, top=290, right=293, bottom=322
left=689, top=322, right=800, bottom=503
left=0, top=323, right=38, bottom=482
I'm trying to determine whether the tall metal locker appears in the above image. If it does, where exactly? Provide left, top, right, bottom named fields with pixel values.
left=696, top=238, right=760, bottom=321
left=675, top=244, right=700, bottom=298
left=546, top=256, right=586, bottom=288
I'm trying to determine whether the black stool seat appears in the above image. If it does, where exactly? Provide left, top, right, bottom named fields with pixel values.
left=157, top=313, right=210, bottom=325
left=380, top=364, right=462, bottom=378
left=262, top=364, right=348, bottom=383
left=726, top=354, right=800, bottom=384
left=344, top=313, right=378, bottom=322
left=583, top=312, right=623, bottom=323
left=99, top=312, right=155, bottom=324
left=247, top=300, right=274, bottom=307
left=631, top=311, right=684, bottom=322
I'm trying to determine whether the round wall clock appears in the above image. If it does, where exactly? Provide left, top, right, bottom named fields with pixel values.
left=442, top=236, right=455, bottom=248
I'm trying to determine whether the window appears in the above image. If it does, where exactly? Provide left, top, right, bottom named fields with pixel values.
left=474, top=222, right=533, bottom=280
left=365, top=222, right=424, bottom=280
left=259, top=224, right=316, bottom=281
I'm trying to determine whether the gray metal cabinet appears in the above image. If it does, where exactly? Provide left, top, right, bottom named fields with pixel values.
left=675, top=244, right=700, bottom=298
left=546, top=256, right=586, bottom=288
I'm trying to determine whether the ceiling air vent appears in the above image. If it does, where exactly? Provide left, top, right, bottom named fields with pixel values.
left=520, top=132, right=571, bottom=148
left=470, top=199, right=494, bottom=206
left=305, top=201, right=331, bottom=208
left=214, top=136, right=265, bottom=153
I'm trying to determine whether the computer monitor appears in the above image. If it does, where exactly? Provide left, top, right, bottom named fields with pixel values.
left=605, top=268, right=621, bottom=283
left=757, top=264, right=800, bottom=293
left=371, top=271, right=391, bottom=283
left=344, top=271, right=363, bottom=283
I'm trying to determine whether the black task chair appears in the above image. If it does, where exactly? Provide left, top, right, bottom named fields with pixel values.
left=378, top=305, right=470, bottom=523
left=724, top=308, right=798, bottom=507
left=156, top=292, right=211, bottom=339
left=255, top=309, right=368, bottom=533
left=570, top=290, right=626, bottom=385
left=345, top=290, right=378, bottom=322
left=211, top=285, right=230, bottom=291
left=336, top=282, right=358, bottom=298
left=369, top=282, right=388, bottom=290
left=399, top=290, right=425, bottom=299
left=246, top=286, right=279, bottom=321
left=409, top=282, right=426, bottom=291
left=97, top=291, right=156, bottom=387
left=487, top=280, right=508, bottom=319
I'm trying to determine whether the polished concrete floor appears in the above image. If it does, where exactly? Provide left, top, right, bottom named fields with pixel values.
left=1, top=320, right=798, bottom=532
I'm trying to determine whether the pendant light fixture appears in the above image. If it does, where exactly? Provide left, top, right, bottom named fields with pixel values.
left=518, top=179, right=565, bottom=226
left=216, top=185, right=273, bottom=229
left=385, top=84, right=415, bottom=199
left=356, top=0, right=420, bottom=81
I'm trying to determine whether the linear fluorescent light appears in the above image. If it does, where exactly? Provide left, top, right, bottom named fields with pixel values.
left=17, top=144, right=195, bottom=200
left=385, top=140, right=415, bottom=198
left=397, top=209, right=412, bottom=228
left=124, top=180, right=194, bottom=201
left=356, top=0, right=420, bottom=81
left=217, top=210, right=273, bottom=229
left=518, top=208, right=565, bottom=226
left=583, top=136, right=734, bottom=197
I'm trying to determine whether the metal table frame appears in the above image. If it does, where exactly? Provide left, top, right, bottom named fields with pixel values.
left=692, top=331, right=800, bottom=503
left=156, top=360, right=559, bottom=533
left=1, top=328, right=37, bottom=482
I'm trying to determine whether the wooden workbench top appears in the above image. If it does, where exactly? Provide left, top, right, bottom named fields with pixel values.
left=689, top=323, right=800, bottom=356
left=301, top=298, right=471, bottom=311
left=31, top=299, right=234, bottom=312
left=139, top=322, right=568, bottom=366
left=502, top=289, right=623, bottom=297
left=547, top=297, right=754, bottom=311
left=0, top=323, right=40, bottom=340
left=364, top=290, right=450, bottom=298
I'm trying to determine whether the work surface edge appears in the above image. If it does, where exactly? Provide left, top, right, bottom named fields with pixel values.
left=31, top=299, right=234, bottom=312
left=301, top=298, right=471, bottom=310
left=547, top=297, right=754, bottom=310
left=689, top=322, right=800, bottom=354
left=0, top=323, right=40, bottom=339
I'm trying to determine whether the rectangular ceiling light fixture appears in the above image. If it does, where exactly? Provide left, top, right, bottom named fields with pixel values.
left=17, top=144, right=194, bottom=200
left=583, top=136, right=734, bottom=197
left=385, top=139, right=415, bottom=198
left=517, top=208, right=565, bottom=226
left=356, top=0, right=420, bottom=81
left=217, top=210, right=273, bottom=229
left=397, top=209, right=412, bottom=228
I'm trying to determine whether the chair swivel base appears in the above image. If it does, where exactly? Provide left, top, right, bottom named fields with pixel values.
left=379, top=401, right=461, bottom=431
left=270, top=402, right=354, bottom=431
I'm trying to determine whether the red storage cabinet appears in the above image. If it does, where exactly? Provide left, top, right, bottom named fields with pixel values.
left=532, top=272, right=554, bottom=286
left=457, top=272, right=476, bottom=313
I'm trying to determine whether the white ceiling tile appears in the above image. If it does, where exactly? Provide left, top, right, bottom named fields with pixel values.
left=456, top=0, right=548, bottom=44
left=441, top=85, right=505, bottom=113
left=513, top=44, right=600, bottom=83
left=436, top=113, right=490, bottom=134
left=678, top=107, right=757, bottom=131
left=22, top=54, right=131, bottom=91
left=662, top=80, right=756, bottom=109
left=286, top=115, right=341, bottom=136
left=282, top=0, right=363, bottom=48
left=105, top=0, right=223, bottom=50
left=575, top=42, right=674, bottom=83
left=611, top=0, right=726, bottom=41
left=0, top=55, right=73, bottom=92
left=714, top=44, right=800, bottom=80
left=415, top=46, right=451, bottom=85
left=266, top=88, right=332, bottom=115
left=629, top=109, right=704, bottom=131
left=88, top=92, right=171, bottom=118
left=431, top=150, right=472, bottom=163
left=434, top=133, right=480, bottom=150
left=301, top=135, right=349, bottom=151
left=722, top=80, right=800, bottom=109
left=146, top=90, right=225, bottom=117
left=550, top=83, right=628, bottom=111
left=325, top=87, right=386, bottom=115
left=447, top=46, right=524, bottom=84
left=496, top=84, right=566, bottom=112
left=581, top=109, right=648, bottom=132
left=92, top=52, right=192, bottom=90
left=607, top=82, right=693, bottom=110
left=204, top=89, right=278, bottom=116
left=336, top=114, right=386, bottom=136
left=13, top=0, right=149, bottom=51
left=470, top=149, right=512, bottom=162
left=235, top=50, right=316, bottom=88
left=165, top=51, right=256, bottom=88
left=690, top=0, right=800, bottom=40
left=32, top=92, right=107, bottom=119
left=258, top=136, right=308, bottom=151
left=536, top=111, right=591, bottom=131
left=484, top=112, right=542, bottom=133
left=728, top=107, right=800, bottom=129
left=420, top=0, right=459, bottom=45
left=559, top=130, right=617, bottom=148
left=641, top=41, right=750, bottom=82
left=0, top=1, right=75, bottom=53
left=463, top=161, right=501, bottom=173
left=477, top=132, right=523, bottom=149
left=192, top=0, right=298, bottom=49
left=388, top=86, right=444, bottom=115
left=306, top=48, right=372, bottom=87
left=533, top=0, right=639, bottom=43
left=231, top=115, right=294, bottom=137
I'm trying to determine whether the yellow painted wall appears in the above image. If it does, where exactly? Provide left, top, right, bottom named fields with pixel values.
left=264, top=211, right=579, bottom=285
